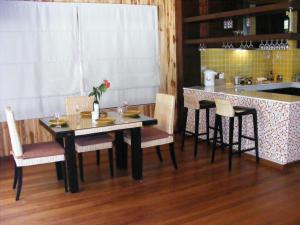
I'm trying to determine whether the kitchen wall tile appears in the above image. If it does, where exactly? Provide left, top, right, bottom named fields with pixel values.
left=201, top=40, right=300, bottom=83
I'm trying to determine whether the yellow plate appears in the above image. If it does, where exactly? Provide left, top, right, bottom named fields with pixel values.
left=123, top=110, right=141, bottom=118
left=100, top=111, right=108, bottom=118
left=49, top=119, right=68, bottom=126
left=95, top=117, right=115, bottom=126
left=80, top=111, right=92, bottom=117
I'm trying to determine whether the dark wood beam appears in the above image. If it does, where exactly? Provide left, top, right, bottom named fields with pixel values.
left=184, top=1, right=295, bottom=23
left=175, top=0, right=183, bottom=132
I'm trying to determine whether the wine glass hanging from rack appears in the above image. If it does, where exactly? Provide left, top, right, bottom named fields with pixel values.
left=220, top=39, right=289, bottom=50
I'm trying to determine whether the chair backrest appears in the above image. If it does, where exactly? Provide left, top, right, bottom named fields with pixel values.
left=154, top=93, right=175, bottom=135
left=183, top=92, right=199, bottom=110
left=65, top=96, right=94, bottom=115
left=5, top=107, right=23, bottom=157
left=215, top=99, right=235, bottom=117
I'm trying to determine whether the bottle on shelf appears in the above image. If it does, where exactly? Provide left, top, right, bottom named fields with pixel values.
left=284, top=13, right=290, bottom=33
left=268, top=71, right=274, bottom=81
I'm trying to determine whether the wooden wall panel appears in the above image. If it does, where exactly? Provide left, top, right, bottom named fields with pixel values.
left=0, top=0, right=176, bottom=157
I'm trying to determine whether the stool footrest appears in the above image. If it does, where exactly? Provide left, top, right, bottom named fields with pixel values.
left=232, top=147, right=257, bottom=154
left=222, top=142, right=239, bottom=147
left=184, top=131, right=194, bottom=135
left=241, top=135, right=255, bottom=141
left=197, top=137, right=222, bottom=143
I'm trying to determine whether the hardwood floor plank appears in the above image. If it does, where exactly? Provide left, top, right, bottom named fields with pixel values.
left=1, top=137, right=300, bottom=225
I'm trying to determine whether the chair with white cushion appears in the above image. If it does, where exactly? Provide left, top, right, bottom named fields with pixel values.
left=5, top=107, right=67, bottom=201
left=124, top=93, right=178, bottom=169
left=65, top=96, right=114, bottom=182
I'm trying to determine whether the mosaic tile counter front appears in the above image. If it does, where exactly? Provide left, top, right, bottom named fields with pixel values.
left=184, top=86, right=300, bottom=165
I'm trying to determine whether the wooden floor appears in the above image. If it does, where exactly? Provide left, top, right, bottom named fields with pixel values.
left=1, top=137, right=300, bottom=225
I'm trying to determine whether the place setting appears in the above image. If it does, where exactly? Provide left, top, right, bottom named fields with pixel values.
left=48, top=113, right=69, bottom=128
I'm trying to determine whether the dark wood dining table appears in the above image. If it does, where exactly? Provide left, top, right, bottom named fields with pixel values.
left=39, top=111, right=157, bottom=193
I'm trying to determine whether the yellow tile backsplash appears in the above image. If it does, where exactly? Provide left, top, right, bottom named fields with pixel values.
left=201, top=41, right=300, bottom=83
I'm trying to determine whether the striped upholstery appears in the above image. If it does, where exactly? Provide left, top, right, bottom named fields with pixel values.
left=75, top=134, right=114, bottom=153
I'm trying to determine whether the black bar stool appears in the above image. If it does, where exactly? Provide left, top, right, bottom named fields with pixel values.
left=211, top=99, right=259, bottom=171
left=181, top=95, right=217, bottom=157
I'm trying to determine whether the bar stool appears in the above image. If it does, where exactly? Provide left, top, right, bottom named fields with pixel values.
left=181, top=94, right=217, bottom=157
left=211, top=99, right=259, bottom=171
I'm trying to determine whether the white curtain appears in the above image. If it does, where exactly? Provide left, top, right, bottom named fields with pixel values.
left=78, top=3, right=160, bottom=108
left=0, top=1, right=160, bottom=121
left=0, top=1, right=80, bottom=121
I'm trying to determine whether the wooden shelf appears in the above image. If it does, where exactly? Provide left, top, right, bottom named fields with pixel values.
left=184, top=33, right=300, bottom=45
left=184, top=1, right=298, bottom=23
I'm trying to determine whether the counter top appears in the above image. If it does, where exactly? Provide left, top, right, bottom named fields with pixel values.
left=184, top=82, right=300, bottom=103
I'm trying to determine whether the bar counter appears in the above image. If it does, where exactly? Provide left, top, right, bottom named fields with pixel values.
left=184, top=82, right=300, bottom=166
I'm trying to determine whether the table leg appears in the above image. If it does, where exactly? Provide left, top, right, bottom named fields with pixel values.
left=55, top=162, right=63, bottom=181
left=115, top=130, right=128, bottom=169
left=131, top=127, right=142, bottom=180
left=55, top=137, right=64, bottom=181
left=64, top=133, right=79, bottom=193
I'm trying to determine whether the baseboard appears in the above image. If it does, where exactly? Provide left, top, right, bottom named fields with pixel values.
left=243, top=154, right=300, bottom=171
left=242, top=154, right=285, bottom=170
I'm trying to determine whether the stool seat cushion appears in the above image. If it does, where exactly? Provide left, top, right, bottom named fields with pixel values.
left=233, top=106, right=256, bottom=115
left=23, top=142, right=64, bottom=159
left=75, top=134, right=114, bottom=147
left=200, top=100, right=216, bottom=109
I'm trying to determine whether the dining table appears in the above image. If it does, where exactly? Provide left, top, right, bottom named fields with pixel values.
left=39, top=111, right=157, bottom=193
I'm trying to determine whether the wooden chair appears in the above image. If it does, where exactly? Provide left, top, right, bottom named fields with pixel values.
left=65, top=96, right=114, bottom=181
left=124, top=93, right=177, bottom=169
left=5, top=107, right=67, bottom=201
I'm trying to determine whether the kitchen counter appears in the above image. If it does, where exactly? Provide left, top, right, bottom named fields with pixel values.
left=183, top=82, right=300, bottom=166
left=186, top=82, right=300, bottom=103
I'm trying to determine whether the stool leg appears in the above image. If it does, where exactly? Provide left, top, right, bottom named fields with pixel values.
left=206, top=108, right=210, bottom=145
left=253, top=111, right=260, bottom=163
left=228, top=117, right=234, bottom=172
left=194, top=109, right=200, bottom=158
left=238, top=115, right=243, bottom=157
left=211, top=114, right=220, bottom=163
left=219, top=116, right=225, bottom=151
left=181, top=107, right=188, bottom=152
